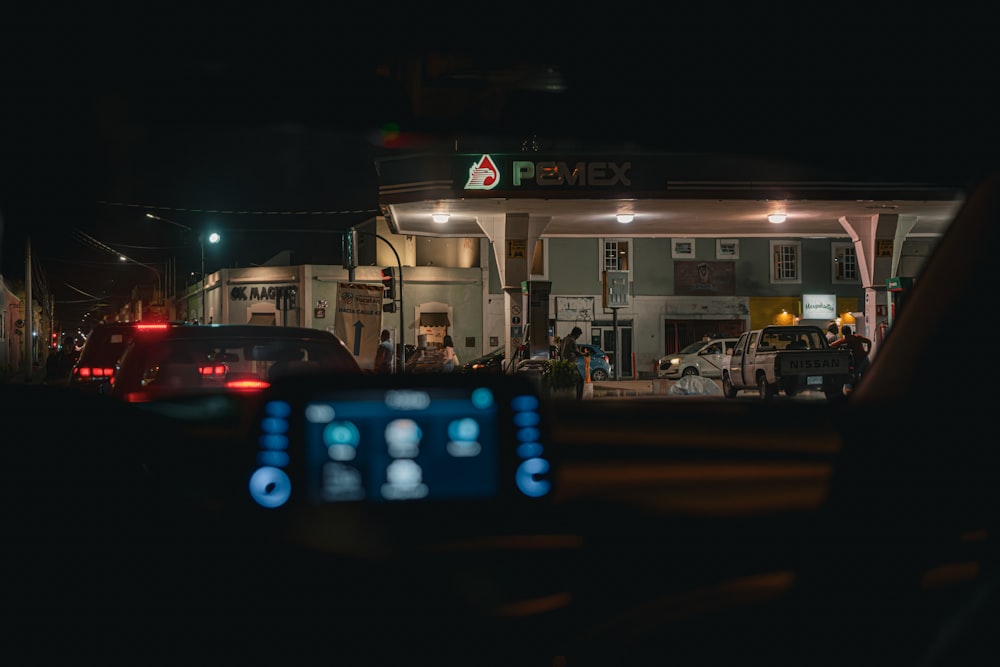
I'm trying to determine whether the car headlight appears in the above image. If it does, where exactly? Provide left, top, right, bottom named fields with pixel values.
left=669, top=358, right=681, bottom=366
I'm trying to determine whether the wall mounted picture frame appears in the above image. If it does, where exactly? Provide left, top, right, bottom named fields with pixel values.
left=716, top=238, right=740, bottom=259
left=671, top=238, right=695, bottom=259
left=674, top=261, right=737, bottom=296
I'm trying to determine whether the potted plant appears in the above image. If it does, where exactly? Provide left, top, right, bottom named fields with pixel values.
left=542, top=358, right=581, bottom=398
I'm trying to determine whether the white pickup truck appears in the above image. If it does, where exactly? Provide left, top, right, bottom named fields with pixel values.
left=721, top=325, right=853, bottom=400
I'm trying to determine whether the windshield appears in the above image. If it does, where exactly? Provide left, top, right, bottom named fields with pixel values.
left=3, top=10, right=998, bottom=666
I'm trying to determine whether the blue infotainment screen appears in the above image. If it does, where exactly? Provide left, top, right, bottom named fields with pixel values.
left=248, top=375, right=551, bottom=509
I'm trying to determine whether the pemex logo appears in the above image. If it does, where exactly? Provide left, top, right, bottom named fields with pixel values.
left=464, top=154, right=500, bottom=190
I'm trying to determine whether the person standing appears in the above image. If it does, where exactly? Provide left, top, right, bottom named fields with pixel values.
left=558, top=327, right=582, bottom=362
left=374, top=329, right=394, bottom=374
left=441, top=335, right=458, bottom=372
left=830, top=324, right=872, bottom=380
left=557, top=326, right=585, bottom=399
left=825, top=322, right=840, bottom=343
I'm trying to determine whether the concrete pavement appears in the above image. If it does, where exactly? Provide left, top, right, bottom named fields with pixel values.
left=588, top=377, right=725, bottom=398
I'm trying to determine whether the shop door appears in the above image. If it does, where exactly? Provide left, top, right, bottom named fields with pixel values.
left=593, top=323, right=633, bottom=379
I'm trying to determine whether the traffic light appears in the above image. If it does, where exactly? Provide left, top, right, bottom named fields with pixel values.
left=342, top=228, right=358, bottom=270
left=381, top=267, right=396, bottom=313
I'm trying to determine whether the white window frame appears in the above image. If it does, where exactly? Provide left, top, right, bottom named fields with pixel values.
left=601, top=238, right=632, bottom=275
left=716, top=238, right=740, bottom=260
left=769, top=240, right=802, bottom=284
left=528, top=238, right=549, bottom=279
left=831, top=241, right=860, bottom=284
left=671, top=238, right=695, bottom=259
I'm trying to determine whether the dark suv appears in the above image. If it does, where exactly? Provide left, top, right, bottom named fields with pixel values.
left=109, top=324, right=361, bottom=402
left=67, top=321, right=147, bottom=393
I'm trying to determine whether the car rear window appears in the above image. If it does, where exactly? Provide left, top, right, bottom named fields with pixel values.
left=78, top=329, right=135, bottom=365
left=118, top=334, right=360, bottom=397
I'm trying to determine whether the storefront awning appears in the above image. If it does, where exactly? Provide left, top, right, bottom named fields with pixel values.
left=248, top=312, right=276, bottom=326
left=419, top=312, right=450, bottom=327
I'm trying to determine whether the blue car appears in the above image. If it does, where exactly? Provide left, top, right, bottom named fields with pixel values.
left=575, top=343, right=611, bottom=381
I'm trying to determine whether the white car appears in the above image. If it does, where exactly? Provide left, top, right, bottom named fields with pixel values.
left=657, top=338, right=739, bottom=379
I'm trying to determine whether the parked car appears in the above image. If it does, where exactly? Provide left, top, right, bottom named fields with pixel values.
left=657, top=337, right=739, bottom=379
left=721, top=326, right=852, bottom=400
left=576, top=343, right=611, bottom=381
left=458, top=346, right=507, bottom=374
left=109, top=324, right=361, bottom=402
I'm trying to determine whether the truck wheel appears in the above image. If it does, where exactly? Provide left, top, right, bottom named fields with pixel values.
left=682, top=367, right=699, bottom=377
left=757, top=375, right=775, bottom=401
left=722, top=374, right=738, bottom=398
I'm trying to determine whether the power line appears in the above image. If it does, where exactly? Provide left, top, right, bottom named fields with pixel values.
left=98, top=201, right=379, bottom=217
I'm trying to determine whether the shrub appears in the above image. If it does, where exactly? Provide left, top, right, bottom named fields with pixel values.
left=542, top=358, right=581, bottom=391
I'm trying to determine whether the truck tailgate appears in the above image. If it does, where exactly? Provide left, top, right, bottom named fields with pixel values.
left=777, top=351, right=852, bottom=375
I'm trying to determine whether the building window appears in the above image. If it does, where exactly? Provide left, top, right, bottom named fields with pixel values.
left=770, top=240, right=801, bottom=284
left=832, top=242, right=859, bottom=283
left=603, top=239, right=630, bottom=272
left=529, top=239, right=547, bottom=278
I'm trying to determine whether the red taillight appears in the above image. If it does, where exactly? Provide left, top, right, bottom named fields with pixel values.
left=135, top=323, right=170, bottom=332
left=74, top=367, right=114, bottom=379
left=198, top=364, right=228, bottom=376
left=226, top=379, right=270, bottom=392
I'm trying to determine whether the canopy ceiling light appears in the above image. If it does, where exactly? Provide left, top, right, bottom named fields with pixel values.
left=616, top=213, right=634, bottom=224
left=432, top=213, right=450, bottom=223
left=768, top=213, right=787, bottom=224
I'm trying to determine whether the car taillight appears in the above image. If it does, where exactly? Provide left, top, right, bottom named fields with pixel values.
left=226, top=379, right=270, bottom=391
left=135, top=323, right=170, bottom=332
left=198, top=364, right=228, bottom=376
left=74, top=367, right=115, bottom=378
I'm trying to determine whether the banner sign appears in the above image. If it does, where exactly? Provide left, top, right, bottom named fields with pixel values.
left=334, top=283, right=384, bottom=369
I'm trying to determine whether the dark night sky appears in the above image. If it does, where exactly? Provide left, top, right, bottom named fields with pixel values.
left=3, top=5, right=1000, bottom=325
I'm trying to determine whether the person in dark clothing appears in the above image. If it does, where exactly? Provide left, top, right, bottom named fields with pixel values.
left=558, top=327, right=582, bottom=362
left=830, top=324, right=872, bottom=380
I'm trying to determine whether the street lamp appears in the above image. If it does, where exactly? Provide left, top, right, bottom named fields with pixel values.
left=118, top=253, right=163, bottom=307
left=146, top=213, right=221, bottom=323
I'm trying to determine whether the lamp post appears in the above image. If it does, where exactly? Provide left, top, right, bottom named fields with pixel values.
left=118, top=253, right=163, bottom=308
left=146, top=213, right=220, bottom=323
